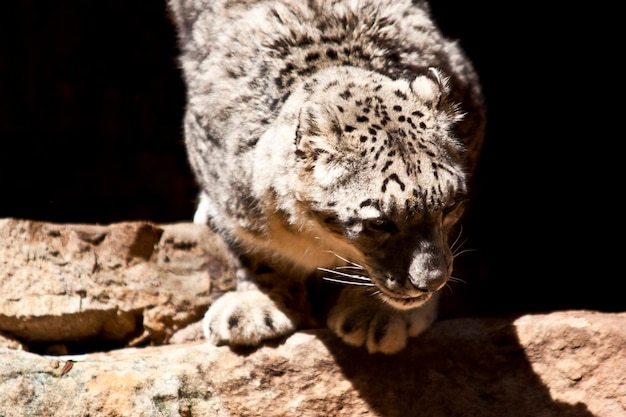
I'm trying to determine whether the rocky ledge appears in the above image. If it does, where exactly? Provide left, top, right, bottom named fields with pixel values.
left=0, top=219, right=624, bottom=417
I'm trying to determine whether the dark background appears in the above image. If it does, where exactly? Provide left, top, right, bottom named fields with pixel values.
left=1, top=1, right=620, bottom=317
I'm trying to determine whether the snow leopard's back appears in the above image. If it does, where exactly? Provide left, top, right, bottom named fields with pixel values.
left=168, top=0, right=485, bottom=228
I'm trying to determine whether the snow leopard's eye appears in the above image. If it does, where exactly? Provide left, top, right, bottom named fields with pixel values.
left=363, top=218, right=397, bottom=234
left=443, top=199, right=466, bottom=219
left=443, top=199, right=457, bottom=213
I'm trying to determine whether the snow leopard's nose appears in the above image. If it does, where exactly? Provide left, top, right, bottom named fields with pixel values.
left=409, top=269, right=447, bottom=293
left=408, top=253, right=448, bottom=293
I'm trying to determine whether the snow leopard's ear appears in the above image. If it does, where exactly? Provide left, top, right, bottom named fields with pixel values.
left=410, top=67, right=450, bottom=107
left=295, top=101, right=349, bottom=187
left=295, top=101, right=342, bottom=153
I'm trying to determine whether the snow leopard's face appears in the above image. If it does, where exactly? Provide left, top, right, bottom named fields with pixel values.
left=294, top=67, right=467, bottom=309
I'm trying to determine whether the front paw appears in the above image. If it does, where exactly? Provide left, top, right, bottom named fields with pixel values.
left=202, top=290, right=296, bottom=347
left=327, top=289, right=439, bottom=354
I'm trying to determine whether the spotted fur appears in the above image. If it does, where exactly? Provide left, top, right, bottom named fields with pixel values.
left=169, top=0, right=486, bottom=354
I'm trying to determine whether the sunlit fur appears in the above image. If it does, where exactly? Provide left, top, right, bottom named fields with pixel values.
left=169, top=0, right=486, bottom=354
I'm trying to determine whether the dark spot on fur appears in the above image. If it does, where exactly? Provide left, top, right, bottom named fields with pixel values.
left=345, top=125, right=356, bottom=132
left=326, top=48, right=338, bottom=59
left=431, top=162, right=439, bottom=179
left=357, top=115, right=369, bottom=123
left=339, top=89, right=352, bottom=100
left=419, top=122, right=427, bottom=129
left=336, top=105, right=344, bottom=112
left=359, top=135, right=368, bottom=142
left=345, top=217, right=359, bottom=227
left=228, top=315, right=239, bottom=329
left=359, top=199, right=379, bottom=208
left=382, top=173, right=406, bottom=192
left=412, top=110, right=424, bottom=117
left=398, top=115, right=405, bottom=122
left=393, top=105, right=402, bottom=112
left=394, top=90, right=408, bottom=100
left=323, top=80, right=338, bottom=91
left=305, top=51, right=320, bottom=62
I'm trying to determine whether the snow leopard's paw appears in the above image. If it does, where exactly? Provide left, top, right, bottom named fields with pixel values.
left=202, top=290, right=296, bottom=347
left=327, top=288, right=439, bottom=354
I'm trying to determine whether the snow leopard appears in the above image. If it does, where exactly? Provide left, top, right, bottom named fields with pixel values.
left=168, top=0, right=486, bottom=354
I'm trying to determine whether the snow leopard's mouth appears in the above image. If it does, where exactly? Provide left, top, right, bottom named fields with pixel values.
left=379, top=292, right=432, bottom=310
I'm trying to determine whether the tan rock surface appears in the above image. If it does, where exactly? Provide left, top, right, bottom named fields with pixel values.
left=0, top=218, right=236, bottom=350
left=0, top=219, right=624, bottom=416
left=0, top=311, right=624, bottom=417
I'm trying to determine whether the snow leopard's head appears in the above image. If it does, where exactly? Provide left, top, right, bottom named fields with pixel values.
left=294, top=67, right=468, bottom=309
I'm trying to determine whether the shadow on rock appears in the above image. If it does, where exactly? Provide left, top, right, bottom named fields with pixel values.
left=317, top=315, right=594, bottom=417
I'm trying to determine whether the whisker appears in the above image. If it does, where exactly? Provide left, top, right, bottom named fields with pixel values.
left=452, top=247, right=478, bottom=257
left=449, top=225, right=479, bottom=262
left=451, top=236, right=469, bottom=254
left=322, top=277, right=375, bottom=287
left=319, top=251, right=374, bottom=287
left=448, top=275, right=467, bottom=285
left=369, top=290, right=383, bottom=300
left=450, top=224, right=464, bottom=251
left=442, top=282, right=455, bottom=295
left=324, top=250, right=365, bottom=269
left=317, top=267, right=371, bottom=281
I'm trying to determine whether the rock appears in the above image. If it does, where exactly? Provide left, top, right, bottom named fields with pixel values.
left=0, top=311, right=623, bottom=417
left=0, top=219, right=624, bottom=416
left=0, top=219, right=237, bottom=351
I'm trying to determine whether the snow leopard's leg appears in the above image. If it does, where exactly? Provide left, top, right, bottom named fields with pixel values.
left=327, top=287, right=439, bottom=354
left=202, top=255, right=317, bottom=347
